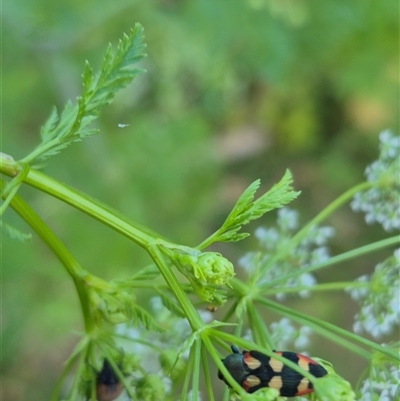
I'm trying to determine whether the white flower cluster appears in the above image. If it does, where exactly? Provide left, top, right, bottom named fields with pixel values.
left=358, top=363, right=400, bottom=401
left=239, top=208, right=335, bottom=299
left=269, top=318, right=312, bottom=350
left=351, top=130, right=400, bottom=232
left=347, top=249, right=400, bottom=338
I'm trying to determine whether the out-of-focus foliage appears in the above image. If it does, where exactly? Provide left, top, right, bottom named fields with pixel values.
left=2, top=0, right=398, bottom=399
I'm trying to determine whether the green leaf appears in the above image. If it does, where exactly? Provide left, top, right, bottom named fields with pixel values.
left=204, top=320, right=237, bottom=330
left=226, top=179, right=261, bottom=223
left=217, top=232, right=249, bottom=242
left=40, top=106, right=59, bottom=140
left=199, top=170, right=300, bottom=247
left=22, top=24, right=147, bottom=166
left=251, top=169, right=300, bottom=218
left=131, top=304, right=164, bottom=332
left=156, top=290, right=185, bottom=318
left=128, top=265, right=160, bottom=281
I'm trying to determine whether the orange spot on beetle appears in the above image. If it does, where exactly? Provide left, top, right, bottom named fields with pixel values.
left=244, top=353, right=262, bottom=370
left=298, top=357, right=311, bottom=371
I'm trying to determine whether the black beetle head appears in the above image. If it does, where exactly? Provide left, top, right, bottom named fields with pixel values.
left=218, top=346, right=247, bottom=386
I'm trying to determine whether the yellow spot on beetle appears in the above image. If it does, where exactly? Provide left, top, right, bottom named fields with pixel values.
left=268, top=375, right=283, bottom=390
left=297, top=377, right=312, bottom=396
left=269, top=357, right=284, bottom=372
left=298, top=357, right=311, bottom=371
left=243, top=374, right=261, bottom=391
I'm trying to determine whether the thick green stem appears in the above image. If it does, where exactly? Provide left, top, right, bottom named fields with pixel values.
left=4, top=190, right=95, bottom=333
left=0, top=163, right=30, bottom=216
left=1, top=163, right=163, bottom=248
left=1, top=161, right=208, bottom=333
left=147, top=244, right=204, bottom=331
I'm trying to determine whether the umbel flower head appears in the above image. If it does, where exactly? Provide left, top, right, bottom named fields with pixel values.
left=239, top=208, right=334, bottom=299
left=356, top=344, right=400, bottom=401
left=346, top=249, right=400, bottom=338
left=351, top=130, right=400, bottom=232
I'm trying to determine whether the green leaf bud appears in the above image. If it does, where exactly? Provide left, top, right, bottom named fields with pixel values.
left=135, top=374, right=166, bottom=401
left=174, top=251, right=235, bottom=286
left=313, top=374, right=355, bottom=401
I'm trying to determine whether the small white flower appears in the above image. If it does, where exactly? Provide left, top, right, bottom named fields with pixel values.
left=358, top=361, right=400, bottom=401
left=351, top=250, right=400, bottom=338
left=277, top=207, right=299, bottom=231
left=255, top=226, right=280, bottom=248
left=352, top=130, right=400, bottom=232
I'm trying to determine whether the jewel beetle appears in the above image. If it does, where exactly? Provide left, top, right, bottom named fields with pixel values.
left=218, top=345, right=327, bottom=397
left=96, top=358, right=123, bottom=401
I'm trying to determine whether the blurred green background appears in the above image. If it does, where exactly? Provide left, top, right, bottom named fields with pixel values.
left=2, top=0, right=399, bottom=399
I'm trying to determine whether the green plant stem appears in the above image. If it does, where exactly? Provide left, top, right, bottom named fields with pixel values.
left=1, top=160, right=207, bottom=331
left=201, top=343, right=216, bottom=401
left=220, top=300, right=239, bottom=324
left=180, top=343, right=195, bottom=401
left=233, top=304, right=245, bottom=338
left=0, top=163, right=30, bottom=215
left=255, top=296, right=399, bottom=361
left=50, top=337, right=89, bottom=401
left=1, top=164, right=163, bottom=248
left=258, top=235, right=400, bottom=291
left=69, top=346, right=90, bottom=401
left=191, top=340, right=201, bottom=401
left=147, top=244, right=203, bottom=331
left=265, top=281, right=369, bottom=295
left=228, top=278, right=373, bottom=358
left=228, top=276, right=253, bottom=299
left=211, top=335, right=232, bottom=353
left=21, top=136, right=68, bottom=165
left=247, top=302, right=274, bottom=349
left=5, top=189, right=95, bottom=333
left=259, top=181, right=374, bottom=276
left=196, top=226, right=223, bottom=250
